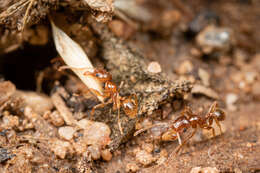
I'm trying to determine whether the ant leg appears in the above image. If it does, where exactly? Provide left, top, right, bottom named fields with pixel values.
left=118, top=108, right=123, bottom=135
left=134, top=123, right=169, bottom=136
left=207, top=101, right=218, bottom=115
left=177, top=132, right=182, bottom=145
left=91, top=99, right=112, bottom=117
left=115, top=95, right=123, bottom=135
left=174, top=128, right=197, bottom=154
left=213, top=117, right=223, bottom=134
left=88, top=89, right=111, bottom=118
left=58, top=66, right=93, bottom=72
left=50, top=57, right=64, bottom=64
left=88, top=88, right=110, bottom=101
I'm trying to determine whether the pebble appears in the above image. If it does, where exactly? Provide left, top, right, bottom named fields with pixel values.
left=191, top=84, right=219, bottom=99
left=14, top=91, right=53, bottom=115
left=87, top=145, right=101, bottom=160
left=50, top=139, right=73, bottom=159
left=0, top=81, right=16, bottom=104
left=2, top=115, right=19, bottom=129
left=126, top=163, right=140, bottom=173
left=141, top=143, right=154, bottom=153
left=226, top=93, right=238, bottom=111
left=244, top=71, right=257, bottom=84
left=159, top=149, right=168, bottom=157
left=135, top=149, right=155, bottom=166
left=58, top=126, right=77, bottom=140
left=78, top=119, right=111, bottom=147
left=49, top=111, right=64, bottom=127
left=177, top=60, right=193, bottom=75
left=190, top=167, right=219, bottom=173
left=73, top=140, right=87, bottom=155
left=147, top=61, right=162, bottom=74
left=101, top=149, right=112, bottom=161
left=161, top=10, right=181, bottom=27
left=198, top=68, right=210, bottom=86
left=108, top=20, right=134, bottom=39
left=196, top=25, right=233, bottom=54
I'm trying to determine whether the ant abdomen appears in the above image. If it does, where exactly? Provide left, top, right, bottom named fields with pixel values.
left=162, top=129, right=178, bottom=141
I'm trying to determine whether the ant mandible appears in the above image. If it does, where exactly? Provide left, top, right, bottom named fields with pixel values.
left=134, top=101, right=225, bottom=154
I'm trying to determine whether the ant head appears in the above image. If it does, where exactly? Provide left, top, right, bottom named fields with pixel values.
left=206, top=101, right=226, bottom=122
left=212, top=108, right=226, bottom=121
left=94, top=69, right=112, bottom=81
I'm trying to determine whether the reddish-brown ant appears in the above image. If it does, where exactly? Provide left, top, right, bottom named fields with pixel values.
left=134, top=101, right=225, bottom=154
left=59, top=66, right=138, bottom=133
left=82, top=68, right=139, bottom=134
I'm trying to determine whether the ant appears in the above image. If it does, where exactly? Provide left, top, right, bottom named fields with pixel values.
left=84, top=69, right=138, bottom=134
left=59, top=66, right=138, bottom=134
left=134, top=101, right=225, bottom=154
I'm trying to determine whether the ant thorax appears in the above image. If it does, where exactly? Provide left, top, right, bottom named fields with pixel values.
left=172, top=116, right=190, bottom=131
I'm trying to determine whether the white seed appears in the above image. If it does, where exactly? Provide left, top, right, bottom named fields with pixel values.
left=50, top=20, right=104, bottom=102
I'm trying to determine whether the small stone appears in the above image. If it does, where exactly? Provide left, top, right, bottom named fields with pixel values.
left=87, top=145, right=101, bottom=160
left=226, top=93, right=238, bottom=111
left=135, top=150, right=155, bottom=166
left=101, top=149, right=112, bottom=161
left=198, top=68, right=210, bottom=86
left=234, top=168, right=242, bottom=173
left=191, top=84, right=219, bottom=99
left=190, top=47, right=202, bottom=58
left=141, top=143, right=154, bottom=153
left=244, top=71, right=257, bottom=84
left=108, top=20, right=134, bottom=39
left=126, top=163, right=140, bottom=173
left=73, top=140, right=87, bottom=155
left=159, top=149, right=168, bottom=157
left=51, top=139, right=73, bottom=159
left=49, top=111, right=65, bottom=127
left=156, top=156, right=167, bottom=165
left=2, top=115, right=19, bottom=129
left=190, top=167, right=219, bottom=173
left=0, top=81, right=16, bottom=105
left=78, top=119, right=111, bottom=147
left=196, top=25, right=233, bottom=54
left=177, top=60, right=193, bottom=75
left=14, top=91, right=53, bottom=115
left=161, top=10, right=181, bottom=28
left=58, top=126, right=77, bottom=140
left=147, top=61, right=162, bottom=74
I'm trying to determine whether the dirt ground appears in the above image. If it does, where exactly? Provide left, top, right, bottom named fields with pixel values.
left=0, top=0, right=259, bottom=173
